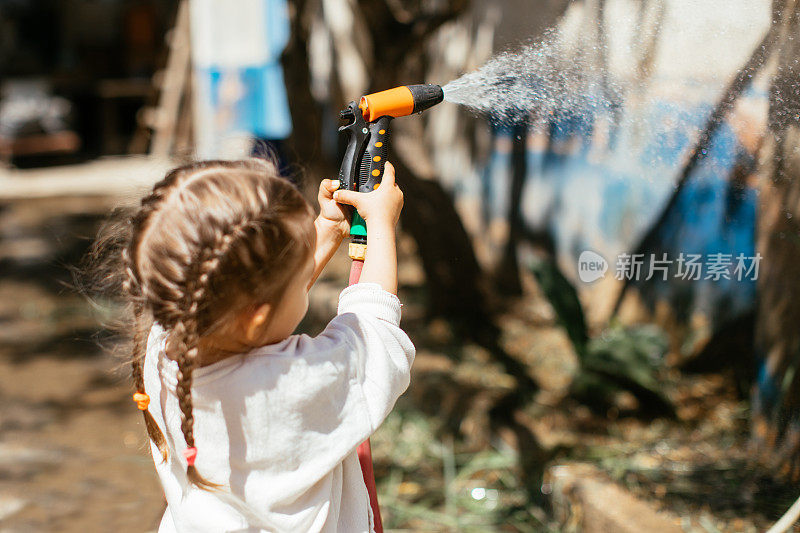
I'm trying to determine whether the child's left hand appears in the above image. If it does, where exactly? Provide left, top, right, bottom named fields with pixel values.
left=317, top=179, right=350, bottom=238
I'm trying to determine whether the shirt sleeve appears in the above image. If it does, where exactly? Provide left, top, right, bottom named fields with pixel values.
left=323, top=283, right=416, bottom=432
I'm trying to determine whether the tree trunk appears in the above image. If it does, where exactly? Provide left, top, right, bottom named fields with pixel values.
left=282, top=0, right=325, bottom=168
left=752, top=0, right=800, bottom=478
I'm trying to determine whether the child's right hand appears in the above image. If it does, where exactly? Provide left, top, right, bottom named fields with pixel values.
left=333, top=162, right=404, bottom=229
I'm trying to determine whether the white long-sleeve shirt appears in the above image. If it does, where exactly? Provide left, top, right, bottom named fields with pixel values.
left=143, top=283, right=415, bottom=533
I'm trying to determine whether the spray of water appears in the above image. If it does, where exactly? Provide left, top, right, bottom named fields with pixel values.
left=442, top=35, right=620, bottom=125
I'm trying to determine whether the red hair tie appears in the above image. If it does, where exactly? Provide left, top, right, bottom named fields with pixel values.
left=183, top=447, right=198, bottom=466
left=132, top=392, right=150, bottom=410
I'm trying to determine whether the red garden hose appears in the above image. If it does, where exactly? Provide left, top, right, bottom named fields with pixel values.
left=348, top=258, right=383, bottom=532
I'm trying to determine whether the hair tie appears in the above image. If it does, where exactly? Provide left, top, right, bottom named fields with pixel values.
left=132, top=392, right=150, bottom=411
left=184, top=447, right=198, bottom=466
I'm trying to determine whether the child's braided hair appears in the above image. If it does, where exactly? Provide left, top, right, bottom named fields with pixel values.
left=121, top=159, right=315, bottom=489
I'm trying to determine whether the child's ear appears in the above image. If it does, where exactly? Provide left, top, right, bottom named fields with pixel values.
left=243, top=303, right=272, bottom=342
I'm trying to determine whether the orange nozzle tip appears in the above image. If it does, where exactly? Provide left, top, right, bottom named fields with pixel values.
left=360, top=86, right=415, bottom=122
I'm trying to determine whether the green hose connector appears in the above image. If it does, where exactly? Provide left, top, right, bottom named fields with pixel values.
left=350, top=212, right=367, bottom=239
left=349, top=211, right=367, bottom=259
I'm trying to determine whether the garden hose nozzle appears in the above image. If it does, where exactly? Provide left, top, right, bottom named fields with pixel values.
left=337, top=84, right=444, bottom=259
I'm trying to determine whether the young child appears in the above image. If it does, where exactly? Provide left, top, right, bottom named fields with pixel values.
left=120, top=159, right=413, bottom=532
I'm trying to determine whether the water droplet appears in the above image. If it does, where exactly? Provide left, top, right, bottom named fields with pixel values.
left=471, top=487, right=487, bottom=500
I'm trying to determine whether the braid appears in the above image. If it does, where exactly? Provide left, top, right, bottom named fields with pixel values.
left=139, top=168, right=222, bottom=488
left=173, top=250, right=222, bottom=490
left=120, top=164, right=211, bottom=462
left=131, top=305, right=169, bottom=461
left=123, top=246, right=169, bottom=461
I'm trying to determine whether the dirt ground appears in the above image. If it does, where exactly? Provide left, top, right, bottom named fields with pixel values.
left=0, top=195, right=164, bottom=531
left=0, top=191, right=797, bottom=532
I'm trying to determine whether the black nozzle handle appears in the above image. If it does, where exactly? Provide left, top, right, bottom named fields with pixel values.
left=337, top=102, right=393, bottom=193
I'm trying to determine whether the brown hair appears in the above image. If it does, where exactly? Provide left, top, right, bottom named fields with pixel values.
left=120, top=159, right=315, bottom=489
